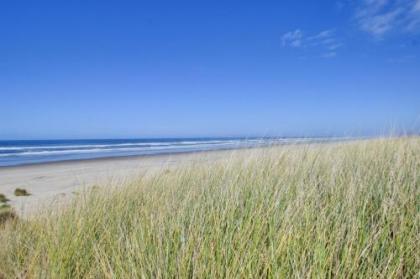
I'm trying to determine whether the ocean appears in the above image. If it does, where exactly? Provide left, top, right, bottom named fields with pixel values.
left=0, top=137, right=336, bottom=167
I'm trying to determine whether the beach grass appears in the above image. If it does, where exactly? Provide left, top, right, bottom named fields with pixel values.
left=0, top=206, right=16, bottom=227
left=0, top=137, right=418, bottom=278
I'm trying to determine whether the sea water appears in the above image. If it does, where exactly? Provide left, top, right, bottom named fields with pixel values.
left=0, top=137, right=337, bottom=167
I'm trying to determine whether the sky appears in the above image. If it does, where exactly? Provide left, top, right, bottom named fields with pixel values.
left=0, top=0, right=419, bottom=139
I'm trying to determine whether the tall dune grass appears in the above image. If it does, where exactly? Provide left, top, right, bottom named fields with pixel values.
left=0, top=138, right=418, bottom=278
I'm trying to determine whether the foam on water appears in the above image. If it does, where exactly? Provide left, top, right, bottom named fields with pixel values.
left=0, top=138, right=341, bottom=167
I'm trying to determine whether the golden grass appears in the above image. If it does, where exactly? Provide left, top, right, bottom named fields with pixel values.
left=0, top=206, right=16, bottom=228
left=0, top=137, right=418, bottom=278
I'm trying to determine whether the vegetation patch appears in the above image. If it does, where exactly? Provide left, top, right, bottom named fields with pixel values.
left=0, top=138, right=418, bottom=278
left=0, top=206, right=17, bottom=227
left=0, top=194, right=9, bottom=203
left=14, top=188, right=30, bottom=197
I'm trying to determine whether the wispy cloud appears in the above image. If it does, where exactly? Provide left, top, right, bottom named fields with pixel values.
left=355, top=0, right=420, bottom=37
left=322, top=51, right=337, bottom=58
left=415, top=0, right=420, bottom=11
left=281, top=30, right=303, bottom=47
left=387, top=54, right=417, bottom=63
left=281, top=29, right=342, bottom=58
left=358, top=8, right=403, bottom=36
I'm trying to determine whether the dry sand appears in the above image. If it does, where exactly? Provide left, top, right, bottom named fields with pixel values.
left=0, top=150, right=239, bottom=217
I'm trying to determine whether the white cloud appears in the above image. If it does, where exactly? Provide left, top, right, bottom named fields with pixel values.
left=406, top=0, right=420, bottom=29
left=322, top=51, right=337, bottom=58
left=308, top=30, right=335, bottom=40
left=358, top=8, right=403, bottom=35
left=366, top=0, right=389, bottom=9
left=282, top=29, right=342, bottom=58
left=327, top=43, right=343, bottom=51
left=387, top=54, right=417, bottom=63
left=281, top=30, right=303, bottom=47
left=414, top=0, right=420, bottom=11
left=355, top=0, right=420, bottom=37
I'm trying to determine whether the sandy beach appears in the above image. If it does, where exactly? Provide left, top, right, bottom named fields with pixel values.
left=0, top=150, right=236, bottom=217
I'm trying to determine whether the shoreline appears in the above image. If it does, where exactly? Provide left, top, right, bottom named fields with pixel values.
left=0, top=145, right=256, bottom=169
left=0, top=137, right=355, bottom=169
left=0, top=148, right=241, bottom=217
left=0, top=138, right=360, bottom=217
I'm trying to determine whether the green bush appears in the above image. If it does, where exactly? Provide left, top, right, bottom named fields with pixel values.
left=14, top=188, right=30, bottom=197
left=0, top=194, right=9, bottom=203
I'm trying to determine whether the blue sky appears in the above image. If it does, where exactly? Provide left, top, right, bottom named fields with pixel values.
left=0, top=0, right=419, bottom=139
